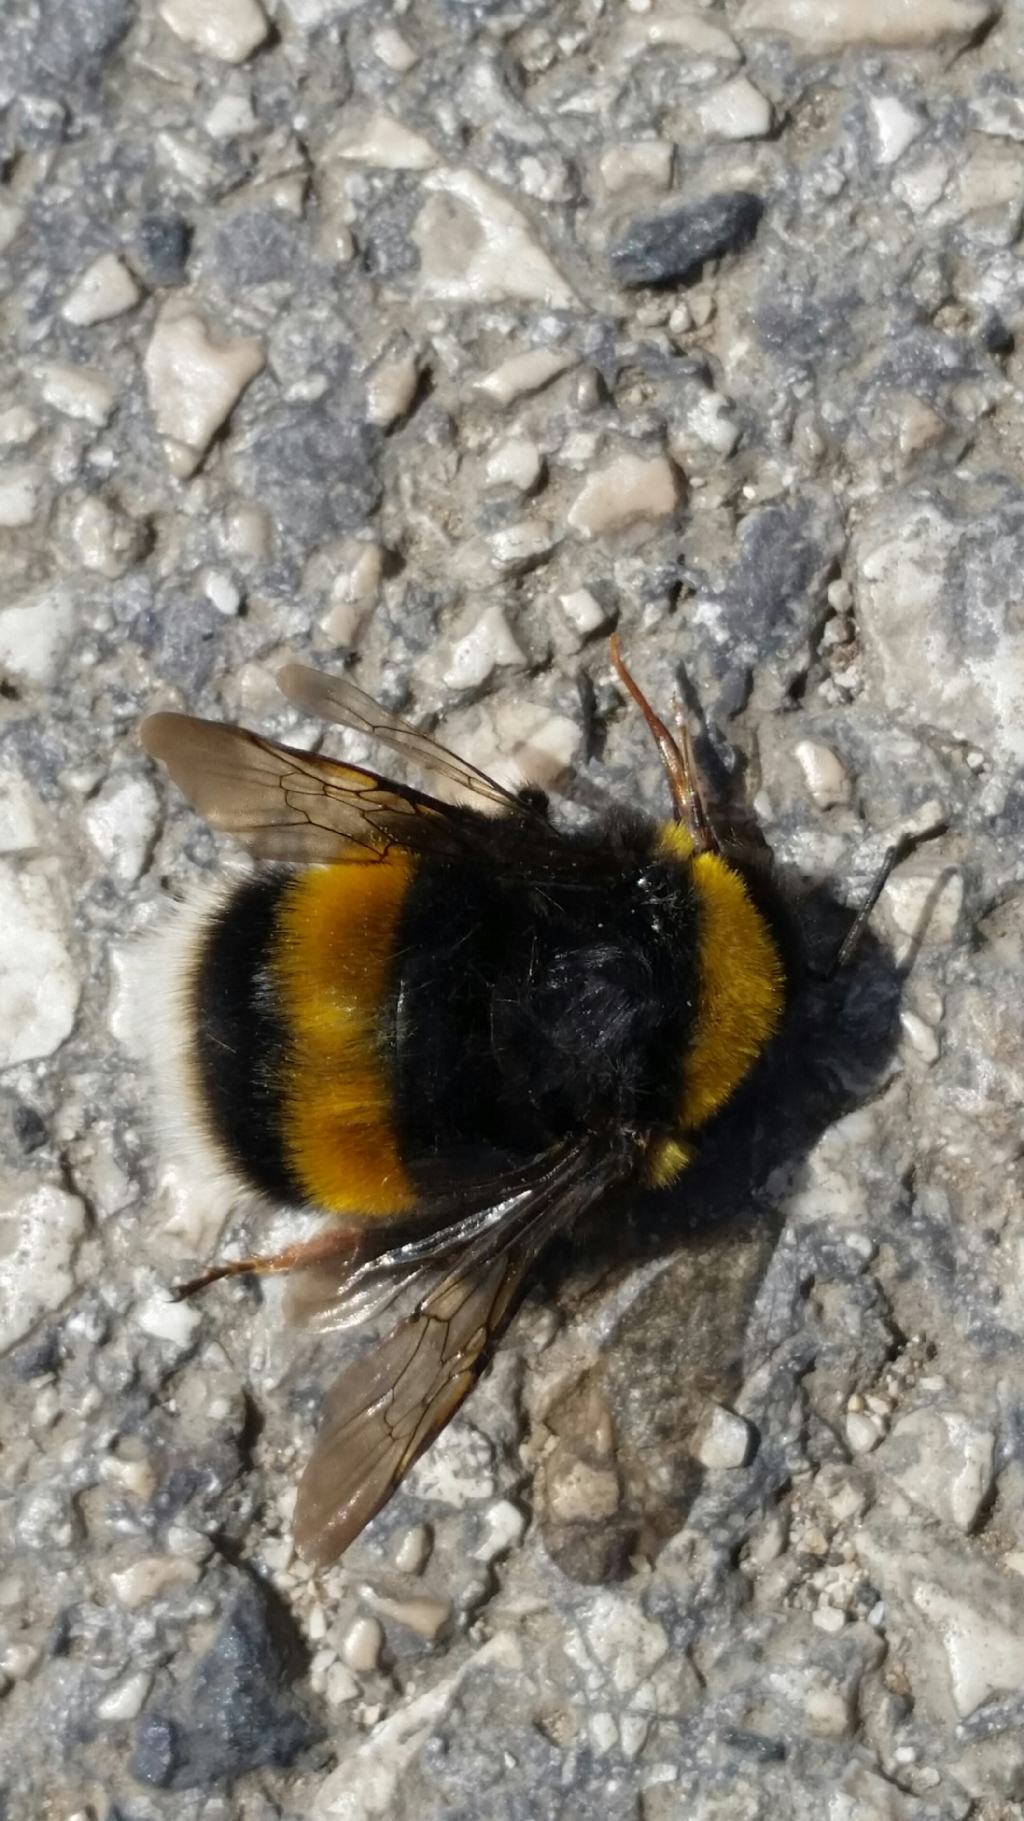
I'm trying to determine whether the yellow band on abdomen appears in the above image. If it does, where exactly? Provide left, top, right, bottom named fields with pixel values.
left=272, top=856, right=417, bottom=1216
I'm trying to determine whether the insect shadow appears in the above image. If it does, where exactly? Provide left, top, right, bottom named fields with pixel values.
left=526, top=878, right=905, bottom=1583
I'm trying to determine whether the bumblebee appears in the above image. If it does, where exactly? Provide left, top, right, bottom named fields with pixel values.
left=142, top=643, right=792, bottom=1565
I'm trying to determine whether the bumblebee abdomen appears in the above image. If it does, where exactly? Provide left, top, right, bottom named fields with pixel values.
left=190, top=857, right=417, bottom=1216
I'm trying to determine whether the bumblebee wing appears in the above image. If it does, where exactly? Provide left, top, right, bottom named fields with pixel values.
left=293, top=1138, right=626, bottom=1566
left=141, top=712, right=473, bottom=864
left=277, top=662, right=540, bottom=821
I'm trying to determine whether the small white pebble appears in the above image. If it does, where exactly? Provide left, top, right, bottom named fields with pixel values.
left=393, top=1524, right=432, bottom=1575
left=0, top=867, right=80, bottom=1068
left=222, top=501, right=271, bottom=559
left=845, top=1410, right=885, bottom=1456
left=159, top=0, right=269, bottom=62
left=0, top=1181, right=86, bottom=1353
left=599, top=142, right=673, bottom=195
left=35, top=360, right=115, bottom=426
left=0, top=769, right=42, bottom=854
left=0, top=466, right=39, bottom=528
left=697, top=75, right=772, bottom=141
left=813, top=1604, right=847, bottom=1635
left=0, top=1641, right=41, bottom=1682
left=85, top=775, right=160, bottom=885
left=484, top=436, right=543, bottom=494
left=473, top=1499, right=526, bottom=1565
left=0, top=407, right=39, bottom=447
left=61, top=254, right=141, bottom=327
left=97, top=1670, right=153, bottom=1722
left=340, top=1615, right=384, bottom=1674
left=442, top=605, right=525, bottom=690
left=488, top=518, right=554, bottom=574
left=794, top=739, right=852, bottom=809
left=144, top=303, right=265, bottom=479
left=558, top=587, right=607, bottom=642
left=869, top=95, right=924, bottom=167
left=364, top=348, right=419, bottom=430
left=201, top=568, right=242, bottom=616
left=134, top=1291, right=201, bottom=1348
left=326, top=1661, right=360, bottom=1705
left=204, top=92, right=257, bottom=139
left=693, top=1403, right=754, bottom=1469
left=326, top=112, right=436, bottom=171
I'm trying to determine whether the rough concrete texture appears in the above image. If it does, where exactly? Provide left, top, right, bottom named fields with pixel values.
left=2, top=0, right=1024, bottom=1817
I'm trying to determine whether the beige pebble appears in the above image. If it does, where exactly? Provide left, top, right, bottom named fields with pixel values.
left=371, top=24, right=419, bottom=71
left=0, top=467, right=39, bottom=528
left=325, top=111, right=436, bottom=171
left=393, top=1524, right=433, bottom=1575
left=415, top=168, right=577, bottom=308
left=696, top=74, right=772, bottom=140
left=794, top=739, right=852, bottom=809
left=109, top=1556, right=201, bottom=1609
left=475, top=347, right=576, bottom=408
left=364, top=348, right=419, bottom=429
left=62, top=253, right=141, bottom=326
left=340, top=1615, right=384, bottom=1674
left=361, top=1589, right=452, bottom=1641
left=598, top=142, right=673, bottom=195
left=737, top=0, right=993, bottom=51
left=484, top=436, right=543, bottom=494
left=568, top=450, right=678, bottom=538
left=35, top=360, right=115, bottom=426
left=159, top=0, right=269, bottom=62
left=318, top=542, right=383, bottom=645
left=0, top=1641, right=41, bottom=1682
left=144, top=303, right=265, bottom=479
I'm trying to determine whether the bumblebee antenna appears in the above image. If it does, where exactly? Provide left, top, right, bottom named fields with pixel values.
left=609, top=636, right=718, bottom=853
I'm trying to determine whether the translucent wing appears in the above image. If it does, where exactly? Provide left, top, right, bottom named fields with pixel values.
left=277, top=663, right=540, bottom=820
left=293, top=1138, right=627, bottom=1566
left=141, top=712, right=474, bottom=865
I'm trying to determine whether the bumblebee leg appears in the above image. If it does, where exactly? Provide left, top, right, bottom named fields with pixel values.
left=171, top=1225, right=358, bottom=1302
left=827, top=822, right=947, bottom=975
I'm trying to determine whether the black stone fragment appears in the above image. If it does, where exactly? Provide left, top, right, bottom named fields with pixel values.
left=610, top=190, right=764, bottom=287
left=131, top=1579, right=315, bottom=1791
left=135, top=213, right=193, bottom=286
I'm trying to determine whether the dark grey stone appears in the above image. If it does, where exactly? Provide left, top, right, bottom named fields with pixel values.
left=135, top=213, right=193, bottom=287
left=132, top=1580, right=315, bottom=1791
left=610, top=191, right=764, bottom=287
